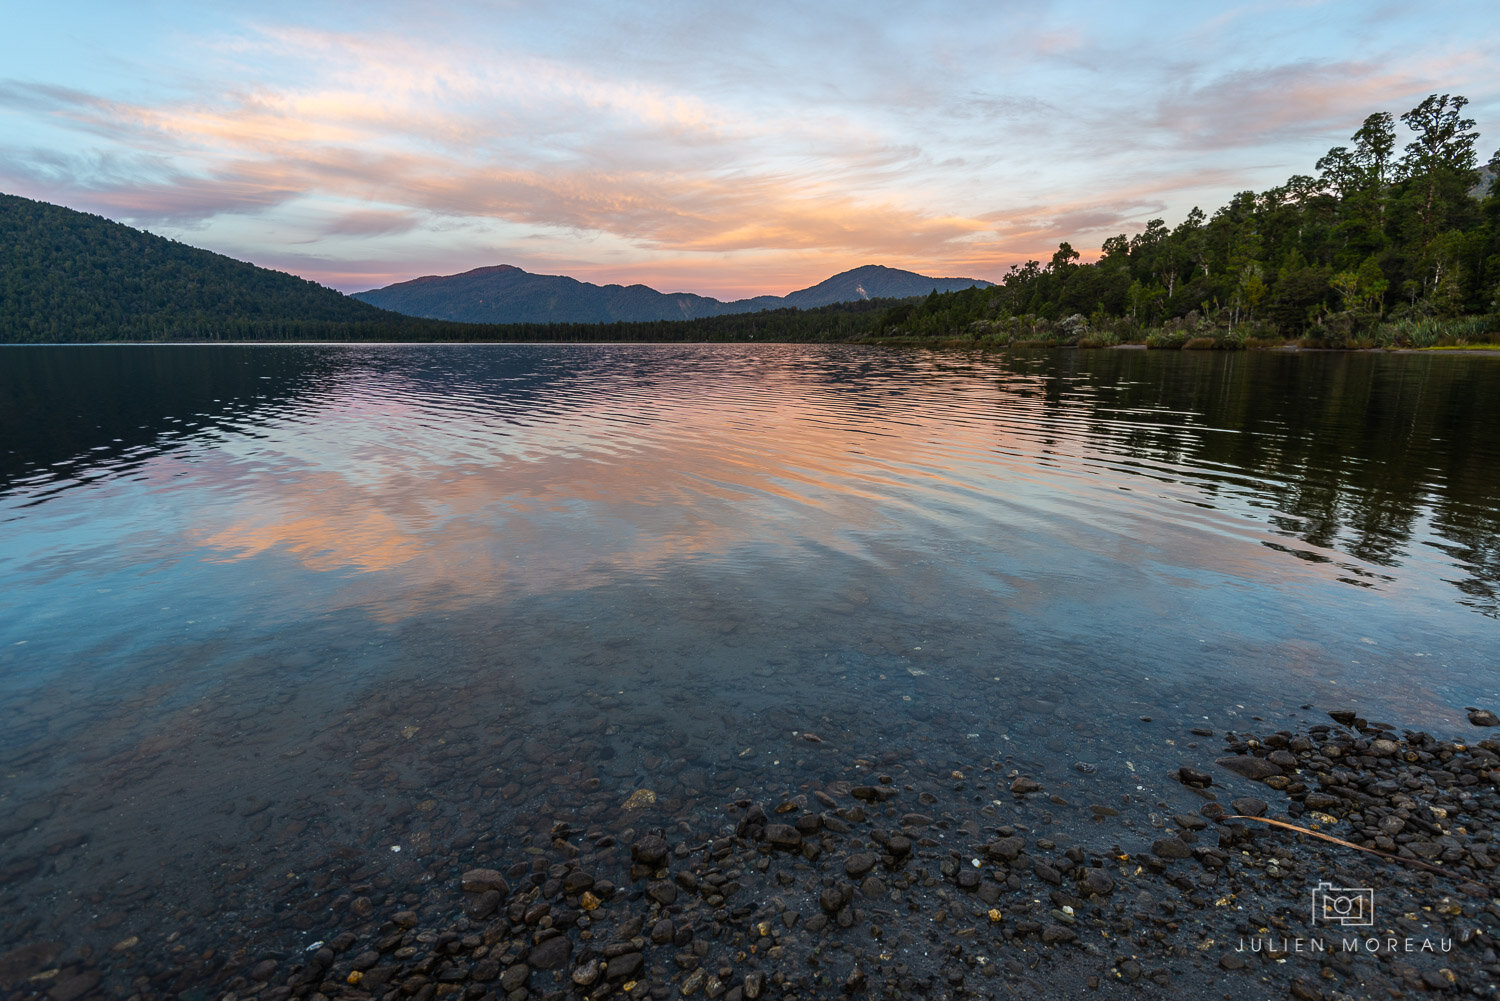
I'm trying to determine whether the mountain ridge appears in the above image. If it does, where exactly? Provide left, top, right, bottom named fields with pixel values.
left=353, top=263, right=993, bottom=325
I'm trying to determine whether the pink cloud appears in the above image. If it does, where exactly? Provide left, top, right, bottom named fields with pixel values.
left=1148, top=60, right=1441, bottom=152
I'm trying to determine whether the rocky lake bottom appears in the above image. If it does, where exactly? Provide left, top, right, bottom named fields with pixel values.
left=3, top=670, right=1499, bottom=1001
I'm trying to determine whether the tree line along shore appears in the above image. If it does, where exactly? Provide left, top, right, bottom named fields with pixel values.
left=2, top=94, right=1498, bottom=349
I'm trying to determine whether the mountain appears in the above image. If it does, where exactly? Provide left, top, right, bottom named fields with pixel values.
left=780, top=265, right=992, bottom=308
left=0, top=192, right=411, bottom=342
left=353, top=263, right=992, bottom=324
left=350, top=264, right=730, bottom=324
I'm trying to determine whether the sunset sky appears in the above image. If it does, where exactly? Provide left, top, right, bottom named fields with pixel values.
left=3, top=1, right=1496, bottom=299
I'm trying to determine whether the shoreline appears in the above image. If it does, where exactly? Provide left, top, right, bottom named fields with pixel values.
left=266, top=709, right=1500, bottom=1000
left=3, top=339, right=1500, bottom=355
left=9, top=706, right=1494, bottom=1000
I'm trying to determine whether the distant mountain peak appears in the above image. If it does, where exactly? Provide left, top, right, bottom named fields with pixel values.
left=354, top=264, right=992, bottom=325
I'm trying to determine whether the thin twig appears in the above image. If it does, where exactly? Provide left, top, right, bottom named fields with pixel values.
left=1225, top=814, right=1447, bottom=875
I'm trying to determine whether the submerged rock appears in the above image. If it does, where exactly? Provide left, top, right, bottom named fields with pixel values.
left=1215, top=755, right=1282, bottom=780
left=1176, top=766, right=1213, bottom=788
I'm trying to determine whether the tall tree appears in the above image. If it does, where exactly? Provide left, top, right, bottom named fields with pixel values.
left=1351, top=111, right=1397, bottom=235
left=1398, top=93, right=1480, bottom=237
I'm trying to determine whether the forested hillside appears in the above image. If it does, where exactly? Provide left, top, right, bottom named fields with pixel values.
left=879, top=94, right=1500, bottom=348
left=0, top=193, right=449, bottom=341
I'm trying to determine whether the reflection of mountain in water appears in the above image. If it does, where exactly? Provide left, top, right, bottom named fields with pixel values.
left=4, top=345, right=1498, bottom=615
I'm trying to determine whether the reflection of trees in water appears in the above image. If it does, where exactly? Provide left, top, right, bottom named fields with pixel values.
left=1039, top=350, right=1500, bottom=615
left=8, top=343, right=1498, bottom=615
left=0, top=345, right=345, bottom=492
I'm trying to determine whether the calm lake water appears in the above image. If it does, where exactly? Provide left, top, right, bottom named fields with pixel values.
left=1, top=343, right=1498, bottom=994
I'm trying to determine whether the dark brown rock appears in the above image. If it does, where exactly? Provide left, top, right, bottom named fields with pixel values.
left=631, top=835, right=669, bottom=866
left=529, top=934, right=572, bottom=970
left=1176, top=767, right=1213, bottom=788
left=606, top=951, right=644, bottom=980
left=851, top=785, right=895, bottom=802
left=764, top=824, right=802, bottom=849
left=47, top=971, right=101, bottom=1001
left=500, top=963, right=531, bottom=991
left=1229, top=797, right=1267, bottom=817
left=986, top=835, right=1025, bottom=860
left=1216, top=755, right=1283, bottom=780
left=0, top=943, right=64, bottom=987
left=460, top=868, right=509, bottom=893
left=1078, top=867, right=1115, bottom=895
left=1151, top=837, right=1192, bottom=860
left=465, top=889, right=502, bottom=919
left=1303, top=792, right=1340, bottom=811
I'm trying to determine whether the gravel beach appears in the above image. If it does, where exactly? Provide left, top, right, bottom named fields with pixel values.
left=8, top=706, right=1492, bottom=1001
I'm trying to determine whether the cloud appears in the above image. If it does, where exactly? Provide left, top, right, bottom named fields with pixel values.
left=1147, top=60, right=1432, bottom=152
left=320, top=209, right=421, bottom=237
left=6, top=3, right=1498, bottom=294
left=1, top=37, right=1003, bottom=266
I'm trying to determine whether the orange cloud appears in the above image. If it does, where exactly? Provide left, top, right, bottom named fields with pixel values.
left=7, top=11, right=1494, bottom=297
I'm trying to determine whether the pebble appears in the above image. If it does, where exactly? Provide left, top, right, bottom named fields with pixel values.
left=606, top=951, right=644, bottom=980
left=116, top=701, right=1500, bottom=1001
left=500, top=963, right=531, bottom=990
left=528, top=935, right=571, bottom=970
left=986, top=835, right=1025, bottom=860
left=1078, top=868, right=1114, bottom=895
left=1215, top=755, right=1282, bottom=780
left=572, top=957, right=601, bottom=986
left=1150, top=837, right=1192, bottom=860
left=459, top=867, right=508, bottom=893
left=763, top=824, right=802, bottom=849
left=1176, top=766, right=1213, bottom=787
left=631, top=836, right=669, bottom=867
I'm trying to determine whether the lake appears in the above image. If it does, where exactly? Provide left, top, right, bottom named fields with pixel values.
left=1, top=343, right=1497, bottom=997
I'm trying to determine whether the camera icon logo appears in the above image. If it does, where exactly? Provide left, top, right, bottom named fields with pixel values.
left=1310, top=881, right=1375, bottom=926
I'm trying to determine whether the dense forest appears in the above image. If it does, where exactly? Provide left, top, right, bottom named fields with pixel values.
left=2, top=93, right=1498, bottom=347
left=0, top=192, right=487, bottom=342
left=878, top=93, right=1500, bottom=349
